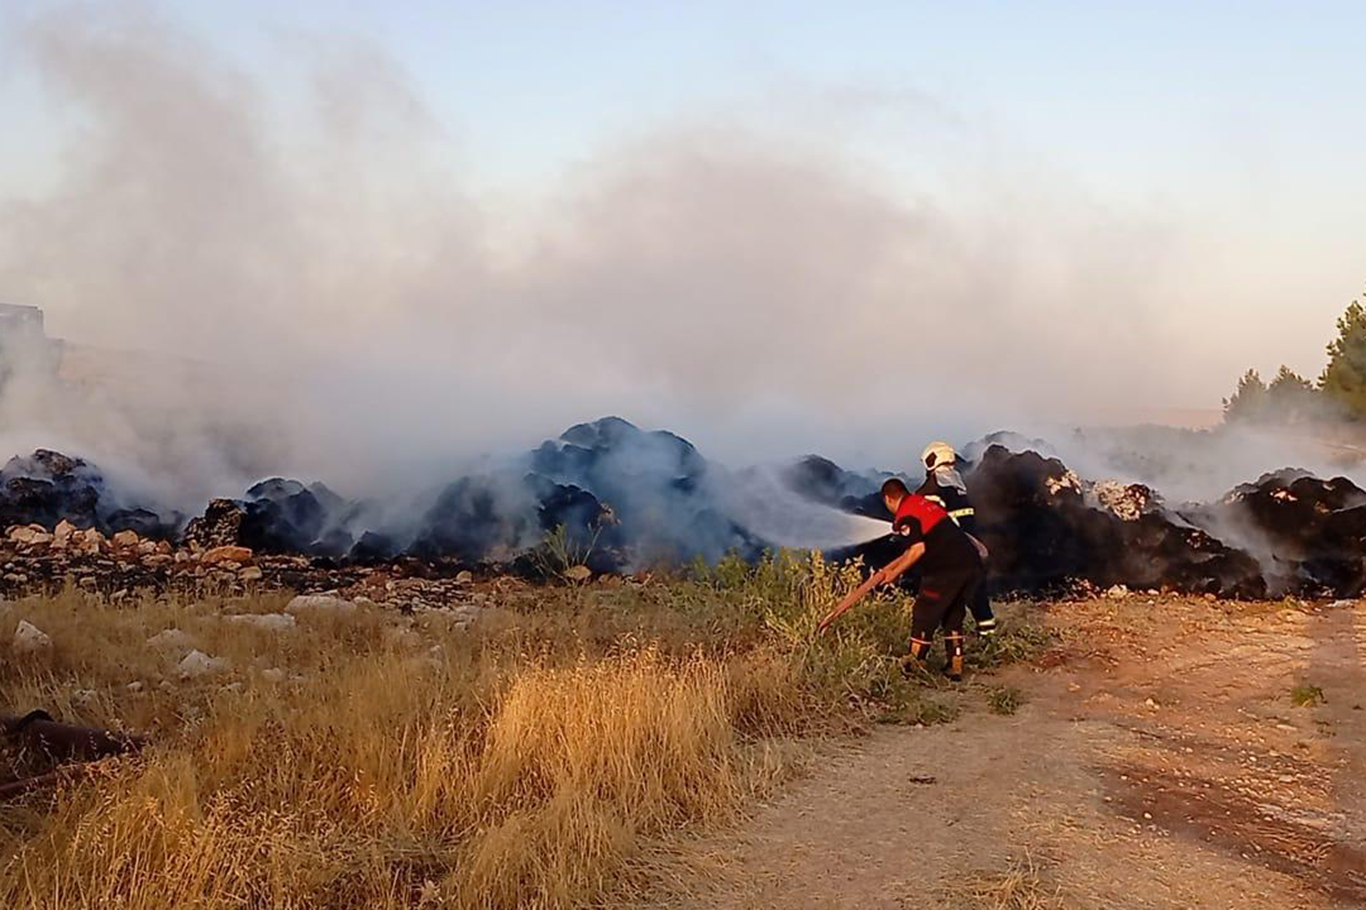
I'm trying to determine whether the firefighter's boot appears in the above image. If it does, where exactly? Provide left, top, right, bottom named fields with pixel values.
left=944, top=633, right=965, bottom=682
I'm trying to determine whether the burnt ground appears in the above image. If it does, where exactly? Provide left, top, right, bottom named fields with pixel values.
left=657, top=596, right=1366, bottom=909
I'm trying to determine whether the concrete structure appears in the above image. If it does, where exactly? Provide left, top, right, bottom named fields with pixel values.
left=0, top=303, right=60, bottom=380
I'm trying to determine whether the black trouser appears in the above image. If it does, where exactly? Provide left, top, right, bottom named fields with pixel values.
left=970, top=574, right=995, bottom=624
left=908, top=562, right=981, bottom=675
left=958, top=522, right=994, bottom=625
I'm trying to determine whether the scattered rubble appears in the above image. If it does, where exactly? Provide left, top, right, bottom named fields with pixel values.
left=12, top=620, right=51, bottom=654
left=147, top=628, right=192, bottom=652
left=285, top=593, right=358, bottom=617
left=177, top=650, right=229, bottom=679
left=225, top=612, right=296, bottom=632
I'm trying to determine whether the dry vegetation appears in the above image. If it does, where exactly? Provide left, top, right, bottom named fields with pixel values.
left=0, top=553, right=1044, bottom=909
left=958, top=854, right=1068, bottom=910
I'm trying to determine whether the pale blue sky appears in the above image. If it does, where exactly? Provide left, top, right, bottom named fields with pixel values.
left=6, top=1, right=1364, bottom=199
left=1, top=1, right=1364, bottom=450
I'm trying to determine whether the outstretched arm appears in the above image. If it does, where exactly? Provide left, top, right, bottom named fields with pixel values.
left=818, top=542, right=926, bottom=633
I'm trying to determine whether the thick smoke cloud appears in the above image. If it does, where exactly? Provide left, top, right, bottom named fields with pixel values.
left=0, top=5, right=1356, bottom=512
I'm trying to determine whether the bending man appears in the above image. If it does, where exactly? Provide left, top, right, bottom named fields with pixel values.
left=818, top=478, right=984, bottom=681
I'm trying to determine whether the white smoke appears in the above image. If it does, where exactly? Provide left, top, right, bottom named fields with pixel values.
left=0, top=4, right=1358, bottom=515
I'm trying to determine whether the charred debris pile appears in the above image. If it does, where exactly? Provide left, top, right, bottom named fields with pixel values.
left=1, top=417, right=1363, bottom=599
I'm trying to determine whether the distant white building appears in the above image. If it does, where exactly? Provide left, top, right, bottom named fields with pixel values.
left=0, top=303, right=60, bottom=381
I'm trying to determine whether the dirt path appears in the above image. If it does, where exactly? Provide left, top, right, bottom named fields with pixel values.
left=662, top=597, right=1366, bottom=909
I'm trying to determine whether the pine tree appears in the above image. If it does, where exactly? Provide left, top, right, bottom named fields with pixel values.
left=1319, top=297, right=1366, bottom=420
left=1223, top=369, right=1268, bottom=423
left=1266, top=365, right=1317, bottom=423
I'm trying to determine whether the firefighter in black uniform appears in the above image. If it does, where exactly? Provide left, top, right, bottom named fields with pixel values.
left=916, top=441, right=997, bottom=637
left=818, top=478, right=983, bottom=680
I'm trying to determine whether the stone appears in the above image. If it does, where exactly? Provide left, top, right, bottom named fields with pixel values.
left=226, top=612, right=296, bottom=632
left=177, top=649, right=229, bottom=679
left=111, top=530, right=141, bottom=550
left=239, top=566, right=264, bottom=582
left=9, top=525, right=52, bottom=546
left=147, top=628, right=192, bottom=651
left=126, top=681, right=145, bottom=693
left=52, top=519, right=78, bottom=543
left=201, top=545, right=254, bottom=567
left=74, top=528, right=106, bottom=555
left=563, top=565, right=593, bottom=582
left=1105, top=584, right=1131, bottom=600
left=285, top=593, right=358, bottom=617
left=13, top=619, right=52, bottom=654
left=141, top=554, right=174, bottom=568
left=259, top=668, right=286, bottom=684
left=455, top=570, right=474, bottom=584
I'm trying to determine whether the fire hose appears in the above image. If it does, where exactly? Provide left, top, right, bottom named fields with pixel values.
left=0, top=710, right=145, bottom=799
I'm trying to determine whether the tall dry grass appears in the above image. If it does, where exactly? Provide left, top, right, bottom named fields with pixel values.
left=0, top=554, right=1041, bottom=908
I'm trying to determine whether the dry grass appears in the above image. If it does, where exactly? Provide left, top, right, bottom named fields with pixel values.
left=0, top=554, right=1044, bottom=908
left=960, top=853, right=1069, bottom=910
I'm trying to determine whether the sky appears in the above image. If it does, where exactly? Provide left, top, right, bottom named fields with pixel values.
left=0, top=1, right=1363, bottom=483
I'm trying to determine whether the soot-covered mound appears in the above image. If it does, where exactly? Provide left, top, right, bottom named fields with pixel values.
left=61, top=417, right=762, bottom=571
left=1, top=420, right=1362, bottom=596
left=820, top=446, right=1266, bottom=598
left=1188, top=470, right=1366, bottom=597
left=0, top=450, right=179, bottom=540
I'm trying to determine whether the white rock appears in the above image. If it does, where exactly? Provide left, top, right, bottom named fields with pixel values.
left=147, top=628, right=192, bottom=651
left=1105, top=584, right=1131, bottom=600
left=53, top=519, right=78, bottom=543
left=126, top=681, right=145, bottom=693
left=177, top=649, right=229, bottom=679
left=226, top=612, right=296, bottom=632
left=1330, top=599, right=1357, bottom=609
left=285, top=594, right=358, bottom=617
left=259, top=668, right=286, bottom=684
left=13, top=619, right=52, bottom=654
left=455, top=570, right=474, bottom=584
left=239, top=566, right=264, bottom=583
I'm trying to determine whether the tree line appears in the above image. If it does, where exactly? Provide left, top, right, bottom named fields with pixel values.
left=1224, top=292, right=1366, bottom=425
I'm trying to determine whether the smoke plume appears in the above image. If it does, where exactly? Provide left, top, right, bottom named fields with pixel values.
left=0, top=4, right=1360, bottom=515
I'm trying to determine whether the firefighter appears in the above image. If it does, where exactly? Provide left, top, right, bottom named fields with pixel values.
left=917, top=441, right=997, bottom=637
left=817, top=478, right=984, bottom=681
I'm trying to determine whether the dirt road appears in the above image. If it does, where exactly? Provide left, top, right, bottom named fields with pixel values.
left=665, top=596, right=1366, bottom=909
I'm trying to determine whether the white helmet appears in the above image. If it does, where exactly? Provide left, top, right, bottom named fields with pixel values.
left=921, top=441, right=957, bottom=470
